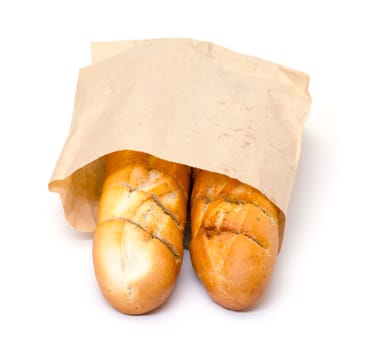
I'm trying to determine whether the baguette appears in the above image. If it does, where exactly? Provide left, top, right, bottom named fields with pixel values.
left=93, top=150, right=190, bottom=314
left=189, top=169, right=280, bottom=310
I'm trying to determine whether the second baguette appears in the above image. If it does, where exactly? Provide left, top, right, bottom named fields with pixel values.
left=189, top=169, right=280, bottom=310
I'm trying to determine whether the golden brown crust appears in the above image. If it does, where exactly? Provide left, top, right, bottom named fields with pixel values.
left=93, top=150, right=190, bottom=314
left=189, top=169, right=280, bottom=310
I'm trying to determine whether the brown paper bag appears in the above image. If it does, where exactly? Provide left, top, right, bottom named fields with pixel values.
left=48, top=38, right=311, bottom=246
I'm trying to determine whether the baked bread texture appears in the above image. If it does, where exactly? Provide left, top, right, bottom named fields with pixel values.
left=93, top=150, right=190, bottom=314
left=189, top=169, right=280, bottom=310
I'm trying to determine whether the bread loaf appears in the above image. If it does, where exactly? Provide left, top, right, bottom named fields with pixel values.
left=93, top=150, right=190, bottom=314
left=189, top=169, right=280, bottom=310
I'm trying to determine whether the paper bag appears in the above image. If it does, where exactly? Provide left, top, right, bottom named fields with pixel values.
left=49, top=38, right=311, bottom=245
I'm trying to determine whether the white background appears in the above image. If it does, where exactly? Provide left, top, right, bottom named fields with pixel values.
left=1, top=1, right=367, bottom=349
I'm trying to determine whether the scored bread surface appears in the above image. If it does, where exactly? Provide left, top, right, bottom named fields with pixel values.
left=190, top=169, right=280, bottom=310
left=93, top=150, right=190, bottom=314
